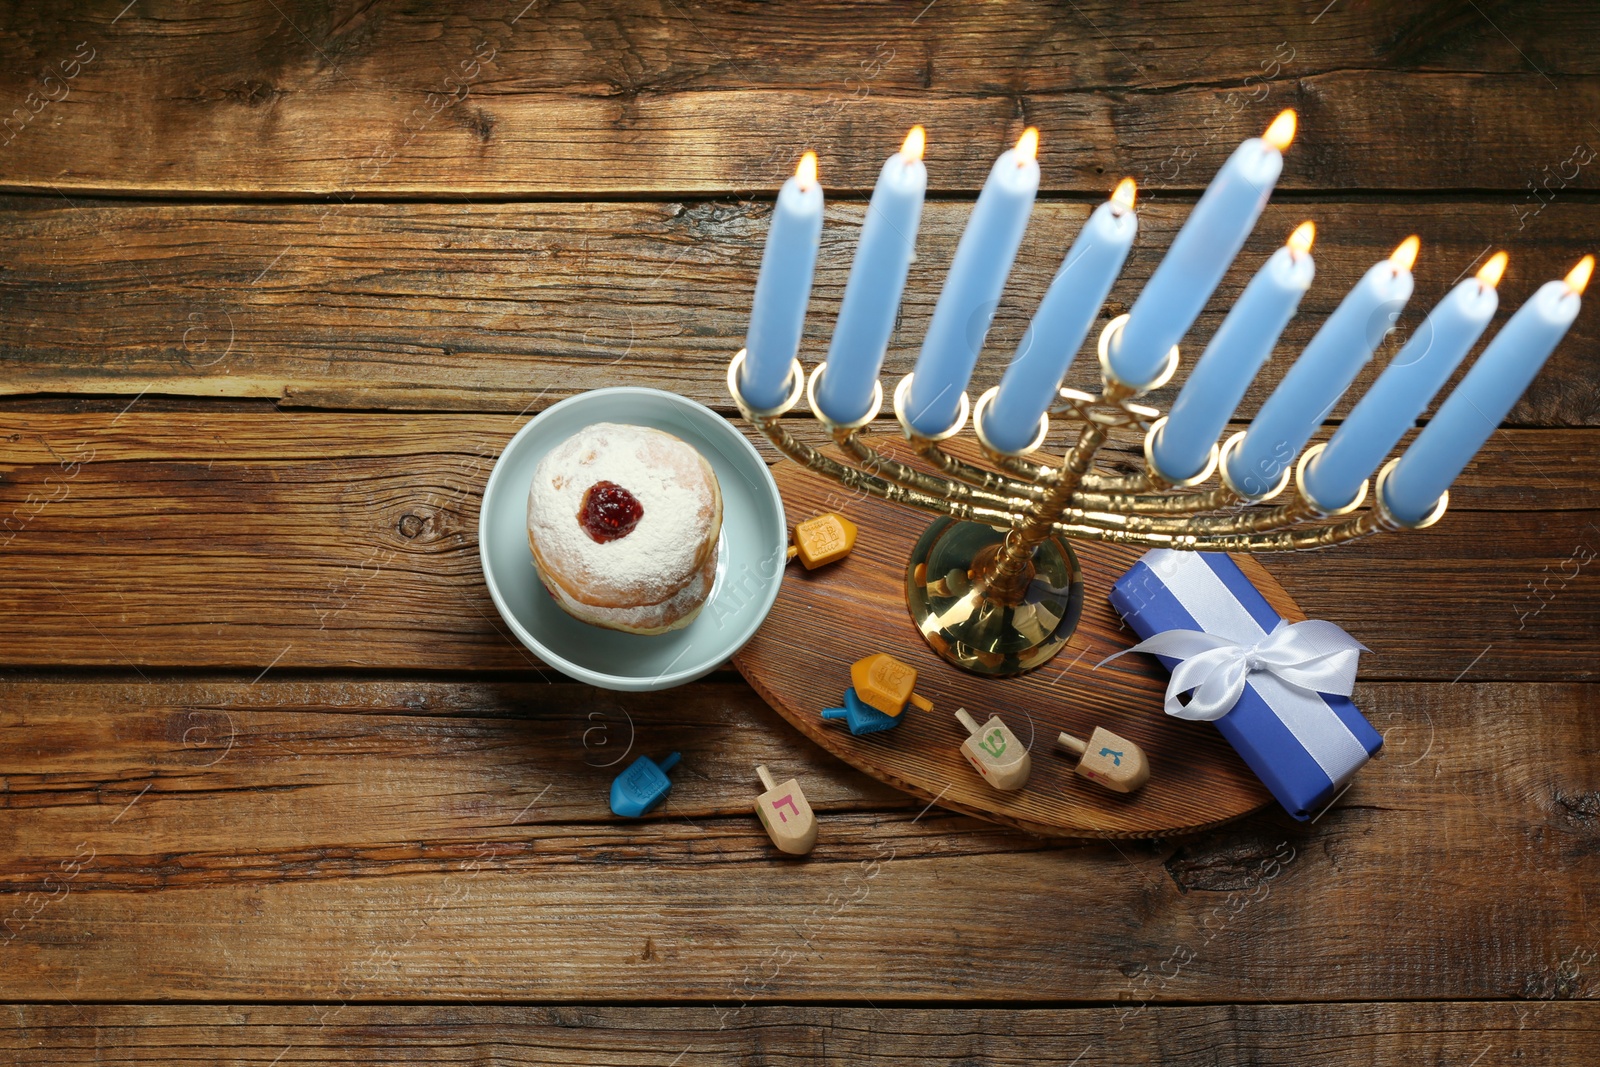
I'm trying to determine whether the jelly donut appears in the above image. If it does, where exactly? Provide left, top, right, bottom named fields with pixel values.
left=527, top=423, right=722, bottom=634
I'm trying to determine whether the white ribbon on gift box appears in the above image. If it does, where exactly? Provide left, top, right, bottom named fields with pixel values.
left=1111, top=619, right=1364, bottom=722
left=1101, top=549, right=1373, bottom=785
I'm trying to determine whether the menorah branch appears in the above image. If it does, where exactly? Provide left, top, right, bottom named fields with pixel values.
left=837, top=431, right=1026, bottom=513
left=913, top=438, right=1048, bottom=502
left=730, top=351, right=1027, bottom=529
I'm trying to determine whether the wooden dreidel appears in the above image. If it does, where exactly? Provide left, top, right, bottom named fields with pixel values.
left=785, top=512, right=859, bottom=570
left=849, top=653, right=934, bottom=718
left=1057, top=728, right=1149, bottom=794
left=954, top=708, right=1032, bottom=791
left=753, top=765, right=817, bottom=855
left=820, top=688, right=902, bottom=736
left=609, top=752, right=681, bottom=817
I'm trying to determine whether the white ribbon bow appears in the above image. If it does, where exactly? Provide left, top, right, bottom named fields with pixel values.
left=1102, top=619, right=1367, bottom=722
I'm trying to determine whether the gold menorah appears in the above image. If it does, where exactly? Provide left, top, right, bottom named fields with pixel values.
left=727, top=313, right=1446, bottom=678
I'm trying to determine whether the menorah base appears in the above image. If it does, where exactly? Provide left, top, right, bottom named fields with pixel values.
left=907, top=517, right=1085, bottom=677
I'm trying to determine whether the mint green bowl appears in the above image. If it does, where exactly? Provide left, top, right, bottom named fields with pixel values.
left=478, top=388, right=787, bottom=691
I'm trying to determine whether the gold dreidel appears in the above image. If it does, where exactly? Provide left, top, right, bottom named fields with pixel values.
left=850, top=653, right=934, bottom=718
left=754, top=764, right=817, bottom=856
left=786, top=511, right=858, bottom=570
left=1057, top=728, right=1149, bottom=793
left=954, top=708, right=1031, bottom=791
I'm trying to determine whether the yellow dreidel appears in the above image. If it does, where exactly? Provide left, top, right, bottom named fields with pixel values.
left=785, top=512, right=859, bottom=570
left=1057, top=727, right=1150, bottom=794
left=849, top=653, right=934, bottom=718
left=954, top=709, right=1032, bottom=791
left=753, top=765, right=817, bottom=856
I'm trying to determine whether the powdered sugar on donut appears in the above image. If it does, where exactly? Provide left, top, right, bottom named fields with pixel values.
left=528, top=423, right=718, bottom=605
left=540, top=551, right=714, bottom=634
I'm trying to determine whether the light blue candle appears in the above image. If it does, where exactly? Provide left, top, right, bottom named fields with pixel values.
left=1302, top=253, right=1506, bottom=510
left=1109, top=110, right=1297, bottom=389
left=741, top=152, right=824, bottom=410
left=1384, top=258, right=1590, bottom=525
left=982, top=178, right=1138, bottom=453
left=1225, top=237, right=1419, bottom=498
left=1152, top=221, right=1316, bottom=482
left=815, top=128, right=928, bottom=425
left=905, top=128, right=1041, bottom=436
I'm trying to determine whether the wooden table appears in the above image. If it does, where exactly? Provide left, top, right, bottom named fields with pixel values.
left=2, top=3, right=1597, bottom=1062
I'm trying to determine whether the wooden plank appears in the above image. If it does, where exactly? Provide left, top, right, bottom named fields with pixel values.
left=1, top=198, right=1596, bottom=423
left=8, top=0, right=1600, bottom=112
left=2, top=0, right=1596, bottom=200
left=3, top=408, right=1594, bottom=510
left=1, top=1003, right=1597, bottom=1064
left=0, top=679, right=1594, bottom=1001
left=1, top=412, right=1594, bottom=678
left=0, top=678, right=912, bottom=857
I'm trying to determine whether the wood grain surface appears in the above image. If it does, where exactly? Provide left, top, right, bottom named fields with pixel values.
left=2, top=1, right=1598, bottom=1061
left=0, top=2, right=1596, bottom=197
left=0, top=412, right=1593, bottom=678
left=2, top=199, right=1594, bottom=422
left=3, top=1003, right=1598, bottom=1065
left=0, top=678, right=1594, bottom=1003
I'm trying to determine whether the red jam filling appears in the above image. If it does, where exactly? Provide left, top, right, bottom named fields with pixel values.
left=578, top=481, right=643, bottom=543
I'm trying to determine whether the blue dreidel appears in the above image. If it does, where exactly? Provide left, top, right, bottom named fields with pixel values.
left=821, top=688, right=902, bottom=736
left=610, top=752, right=681, bottom=817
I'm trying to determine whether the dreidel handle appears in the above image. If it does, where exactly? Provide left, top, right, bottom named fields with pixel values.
left=657, top=752, right=681, bottom=773
left=908, top=692, right=934, bottom=713
left=821, top=707, right=847, bottom=720
left=955, top=708, right=981, bottom=736
left=1058, top=731, right=1087, bottom=756
left=785, top=545, right=799, bottom=561
left=756, top=764, right=777, bottom=791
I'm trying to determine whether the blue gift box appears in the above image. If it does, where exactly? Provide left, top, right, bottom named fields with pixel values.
left=1109, top=550, right=1381, bottom=820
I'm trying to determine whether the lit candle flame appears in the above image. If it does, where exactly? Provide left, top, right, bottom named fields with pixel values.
left=1389, top=235, right=1421, bottom=273
left=1287, top=220, right=1316, bottom=256
left=1566, top=254, right=1594, bottom=295
left=1111, top=177, right=1137, bottom=212
left=1475, top=251, right=1509, bottom=289
left=901, top=125, right=926, bottom=163
left=795, top=151, right=818, bottom=189
left=1015, top=126, right=1039, bottom=163
left=1263, top=109, right=1297, bottom=152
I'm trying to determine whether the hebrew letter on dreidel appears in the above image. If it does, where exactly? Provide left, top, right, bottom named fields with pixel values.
left=770, top=793, right=801, bottom=823
left=786, top=512, right=859, bottom=569
left=954, top=708, right=1031, bottom=791
left=1058, top=727, right=1149, bottom=794
left=980, top=729, right=1008, bottom=759
left=609, top=753, right=681, bottom=818
left=754, top=765, right=818, bottom=855
left=850, top=654, right=934, bottom=717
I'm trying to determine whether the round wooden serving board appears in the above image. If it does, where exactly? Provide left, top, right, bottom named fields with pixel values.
left=734, top=435, right=1301, bottom=839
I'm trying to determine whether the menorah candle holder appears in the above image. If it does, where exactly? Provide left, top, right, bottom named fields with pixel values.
left=728, top=313, right=1447, bottom=678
